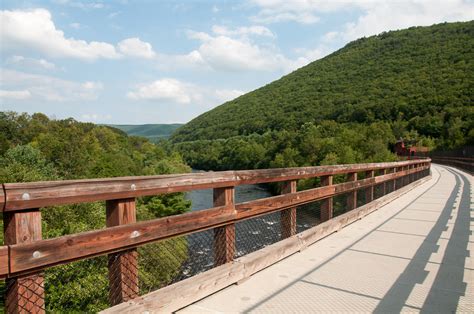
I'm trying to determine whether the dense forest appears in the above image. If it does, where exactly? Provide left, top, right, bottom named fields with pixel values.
left=172, top=21, right=473, bottom=170
left=0, top=112, right=191, bottom=312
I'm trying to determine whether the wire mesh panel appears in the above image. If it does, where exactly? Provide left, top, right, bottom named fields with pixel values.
left=0, top=279, right=4, bottom=311
left=333, top=193, right=347, bottom=217
left=374, top=184, right=384, bottom=199
left=44, top=256, right=109, bottom=312
left=357, top=189, right=367, bottom=207
left=297, top=201, right=322, bottom=233
left=235, top=211, right=283, bottom=258
left=138, top=228, right=218, bottom=295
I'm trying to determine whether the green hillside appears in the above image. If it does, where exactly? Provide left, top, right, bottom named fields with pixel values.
left=172, top=21, right=473, bottom=171
left=109, top=123, right=183, bottom=141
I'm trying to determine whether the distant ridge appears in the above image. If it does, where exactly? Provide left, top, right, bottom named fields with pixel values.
left=108, top=124, right=183, bottom=141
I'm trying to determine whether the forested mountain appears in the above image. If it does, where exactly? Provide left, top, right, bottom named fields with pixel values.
left=172, top=21, right=473, bottom=170
left=108, top=123, right=183, bottom=141
left=0, top=112, right=191, bottom=311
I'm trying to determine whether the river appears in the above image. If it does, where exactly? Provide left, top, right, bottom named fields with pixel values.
left=175, top=174, right=320, bottom=281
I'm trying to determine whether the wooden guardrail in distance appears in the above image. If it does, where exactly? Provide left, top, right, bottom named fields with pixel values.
left=1, top=159, right=431, bottom=313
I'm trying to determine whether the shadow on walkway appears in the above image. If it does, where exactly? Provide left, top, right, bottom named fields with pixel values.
left=374, top=167, right=470, bottom=313
left=242, top=166, right=472, bottom=312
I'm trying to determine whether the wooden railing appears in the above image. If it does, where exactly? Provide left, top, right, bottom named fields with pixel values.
left=431, top=156, right=473, bottom=174
left=0, top=159, right=431, bottom=313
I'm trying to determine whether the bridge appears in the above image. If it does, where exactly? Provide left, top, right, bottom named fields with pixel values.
left=0, top=159, right=472, bottom=313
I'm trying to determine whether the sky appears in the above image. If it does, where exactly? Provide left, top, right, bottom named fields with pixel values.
left=1, top=0, right=473, bottom=124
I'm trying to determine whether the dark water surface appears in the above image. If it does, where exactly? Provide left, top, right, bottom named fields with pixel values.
left=175, top=171, right=321, bottom=281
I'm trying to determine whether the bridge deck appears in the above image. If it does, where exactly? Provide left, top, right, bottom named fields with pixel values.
left=179, top=164, right=473, bottom=313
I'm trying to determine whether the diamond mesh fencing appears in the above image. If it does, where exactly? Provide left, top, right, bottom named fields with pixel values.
left=374, top=183, right=384, bottom=199
left=138, top=229, right=215, bottom=294
left=357, top=189, right=367, bottom=207
left=43, top=255, right=109, bottom=312
left=235, top=211, right=283, bottom=258
left=333, top=193, right=347, bottom=217
left=4, top=274, right=45, bottom=313
left=297, top=200, right=322, bottom=233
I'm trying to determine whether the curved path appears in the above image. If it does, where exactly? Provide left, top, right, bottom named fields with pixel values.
left=179, top=164, right=473, bottom=313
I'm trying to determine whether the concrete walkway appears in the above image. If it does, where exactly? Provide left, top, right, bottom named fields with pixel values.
left=179, top=164, right=473, bottom=313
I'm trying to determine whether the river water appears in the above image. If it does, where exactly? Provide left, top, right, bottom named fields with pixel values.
left=176, top=173, right=320, bottom=280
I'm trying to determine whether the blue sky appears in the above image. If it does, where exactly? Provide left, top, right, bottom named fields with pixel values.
left=1, top=0, right=473, bottom=124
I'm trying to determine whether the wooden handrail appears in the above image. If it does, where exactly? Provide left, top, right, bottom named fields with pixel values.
left=4, top=164, right=427, bottom=276
left=2, top=159, right=428, bottom=211
left=1, top=159, right=431, bottom=313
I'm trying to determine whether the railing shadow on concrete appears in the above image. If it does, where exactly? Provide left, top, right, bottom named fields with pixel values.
left=374, top=166, right=470, bottom=313
left=0, top=159, right=431, bottom=313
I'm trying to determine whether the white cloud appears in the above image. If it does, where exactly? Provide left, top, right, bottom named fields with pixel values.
left=0, top=89, right=31, bottom=100
left=108, top=11, right=120, bottom=18
left=1, top=69, right=103, bottom=101
left=250, top=0, right=474, bottom=33
left=1, top=9, right=120, bottom=60
left=54, top=0, right=105, bottom=10
left=252, top=11, right=320, bottom=24
left=127, top=79, right=201, bottom=104
left=69, top=22, right=82, bottom=29
left=6, top=55, right=57, bottom=70
left=249, top=0, right=329, bottom=24
left=82, top=81, right=104, bottom=91
left=338, top=0, right=474, bottom=41
left=212, top=5, right=220, bottom=13
left=81, top=113, right=112, bottom=122
left=127, top=79, right=246, bottom=109
left=186, top=30, right=289, bottom=72
left=211, top=25, right=275, bottom=37
left=215, top=89, right=245, bottom=102
left=117, top=37, right=156, bottom=59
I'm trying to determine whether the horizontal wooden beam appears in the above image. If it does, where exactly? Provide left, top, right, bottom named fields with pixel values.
left=9, top=205, right=235, bottom=274
left=3, top=159, right=430, bottom=211
left=7, top=165, right=428, bottom=275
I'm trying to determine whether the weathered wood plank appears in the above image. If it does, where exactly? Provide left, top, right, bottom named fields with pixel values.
left=346, top=172, right=357, bottom=210
left=3, top=159, right=429, bottom=211
left=236, top=185, right=335, bottom=220
left=365, top=170, right=375, bottom=202
left=9, top=205, right=235, bottom=274
left=280, top=180, right=297, bottom=238
left=106, top=198, right=139, bottom=306
left=320, top=175, right=333, bottom=222
left=213, top=187, right=235, bottom=265
left=0, top=246, right=9, bottom=278
left=4, top=209, right=45, bottom=313
left=101, top=262, right=246, bottom=314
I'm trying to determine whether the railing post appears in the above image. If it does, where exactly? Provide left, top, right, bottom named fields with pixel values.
left=365, top=170, right=374, bottom=203
left=392, top=167, right=397, bottom=191
left=106, top=198, right=139, bottom=306
left=401, top=166, right=406, bottom=186
left=320, top=175, right=333, bottom=221
left=347, top=172, right=357, bottom=210
left=280, top=180, right=297, bottom=239
left=382, top=169, right=388, bottom=195
left=213, top=187, right=235, bottom=265
left=4, top=209, right=45, bottom=313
